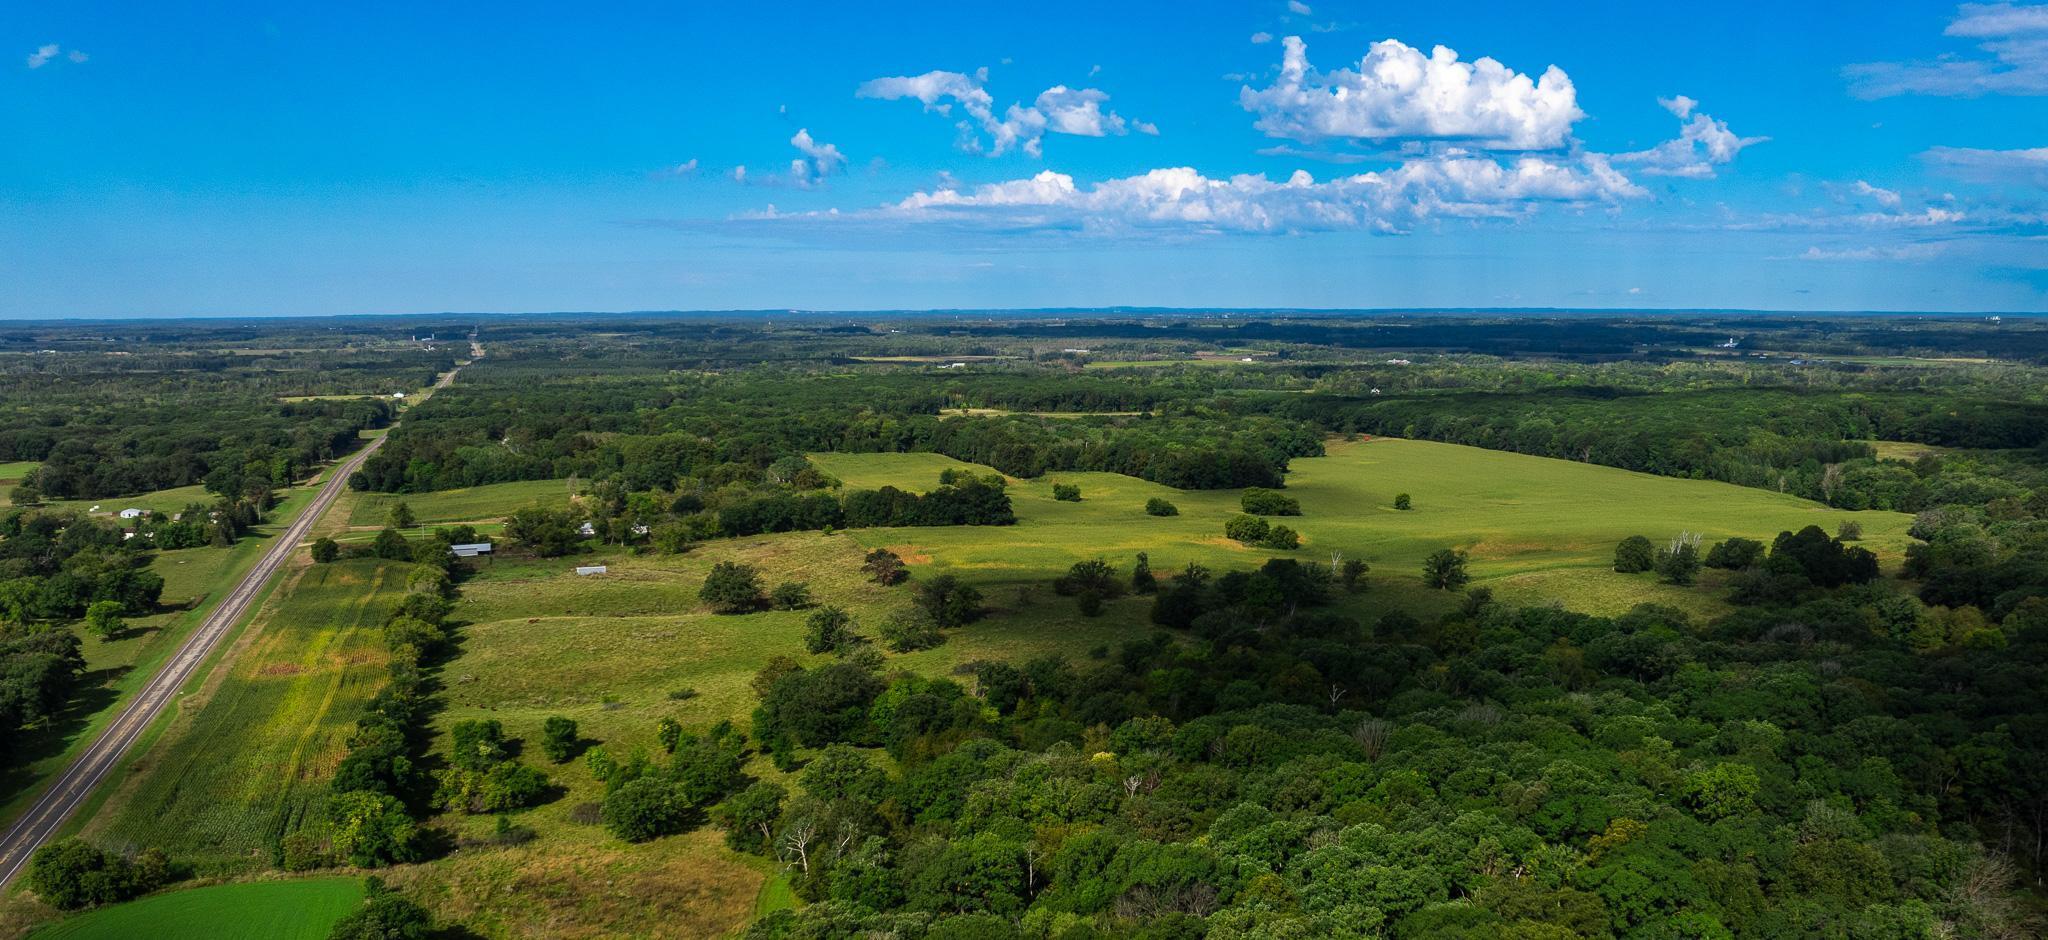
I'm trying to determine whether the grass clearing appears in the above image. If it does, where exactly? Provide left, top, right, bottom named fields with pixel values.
left=347, top=479, right=574, bottom=528
left=1869, top=440, right=1952, bottom=462
left=816, top=437, right=1910, bottom=619
left=29, top=877, right=363, bottom=940
left=0, top=462, right=36, bottom=486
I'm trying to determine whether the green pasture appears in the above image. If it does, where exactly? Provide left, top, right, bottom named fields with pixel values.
left=813, top=436, right=1912, bottom=619
left=0, top=462, right=36, bottom=485
left=31, top=877, right=363, bottom=940
left=346, top=479, right=574, bottom=528
left=86, top=560, right=405, bottom=870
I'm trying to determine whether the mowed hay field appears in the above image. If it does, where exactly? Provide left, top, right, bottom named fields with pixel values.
left=812, top=436, right=1913, bottom=619
left=83, top=559, right=405, bottom=869
left=346, top=479, right=574, bottom=529
left=30, top=877, right=364, bottom=940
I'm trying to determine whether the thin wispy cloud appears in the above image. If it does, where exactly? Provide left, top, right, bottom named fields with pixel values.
left=26, top=44, right=86, bottom=69
left=1782, top=244, right=1948, bottom=262
left=1921, top=145, right=2048, bottom=186
left=1845, top=2, right=2048, bottom=97
left=1851, top=180, right=1903, bottom=208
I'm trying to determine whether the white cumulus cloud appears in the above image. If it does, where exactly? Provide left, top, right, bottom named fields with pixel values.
left=26, top=44, right=58, bottom=68
left=874, top=153, right=1643, bottom=235
left=787, top=128, right=846, bottom=187
left=1239, top=36, right=1584, bottom=150
left=858, top=68, right=1150, bottom=157
left=1613, top=95, right=1767, bottom=178
left=1288, top=0, right=1313, bottom=14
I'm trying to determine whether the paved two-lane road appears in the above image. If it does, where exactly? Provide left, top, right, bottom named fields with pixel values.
left=0, top=361, right=463, bottom=887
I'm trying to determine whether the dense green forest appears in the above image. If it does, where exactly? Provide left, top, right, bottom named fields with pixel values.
left=730, top=539, right=2046, bottom=938
left=0, top=323, right=443, bottom=500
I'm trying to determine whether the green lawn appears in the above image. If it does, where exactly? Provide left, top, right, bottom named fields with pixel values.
left=30, top=878, right=363, bottom=940
left=85, top=560, right=406, bottom=870
left=346, top=479, right=574, bottom=528
left=0, top=462, right=36, bottom=486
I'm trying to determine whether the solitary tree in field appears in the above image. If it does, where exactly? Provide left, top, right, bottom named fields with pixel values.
left=83, top=601, right=123, bottom=641
left=372, top=527, right=411, bottom=561
left=388, top=501, right=415, bottom=529
left=700, top=562, right=765, bottom=614
left=862, top=548, right=908, bottom=586
left=1423, top=549, right=1470, bottom=590
left=1614, top=535, right=1656, bottom=573
left=769, top=581, right=812, bottom=610
left=540, top=716, right=579, bottom=763
left=1394, top=493, right=1413, bottom=511
left=804, top=606, right=859, bottom=654
left=914, top=574, right=983, bottom=627
left=1144, top=498, right=1178, bottom=517
left=1340, top=558, right=1370, bottom=592
left=1658, top=533, right=1704, bottom=586
left=1051, top=483, right=1082, bottom=502
left=311, top=537, right=339, bottom=563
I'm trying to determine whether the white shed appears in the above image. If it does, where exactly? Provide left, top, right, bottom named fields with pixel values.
left=117, top=508, right=145, bottom=520
left=574, top=565, right=608, bottom=576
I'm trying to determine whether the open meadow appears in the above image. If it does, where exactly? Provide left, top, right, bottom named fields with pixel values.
left=812, top=436, right=1912, bottom=619
left=346, top=479, right=575, bottom=530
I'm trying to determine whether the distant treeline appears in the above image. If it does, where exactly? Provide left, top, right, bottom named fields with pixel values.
left=7, top=396, right=395, bottom=500
left=352, top=370, right=1320, bottom=494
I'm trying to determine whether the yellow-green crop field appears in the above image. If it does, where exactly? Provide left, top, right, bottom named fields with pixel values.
left=83, top=559, right=406, bottom=870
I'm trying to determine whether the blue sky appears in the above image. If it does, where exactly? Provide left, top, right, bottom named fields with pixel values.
left=4, top=1, right=2045, bottom=317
